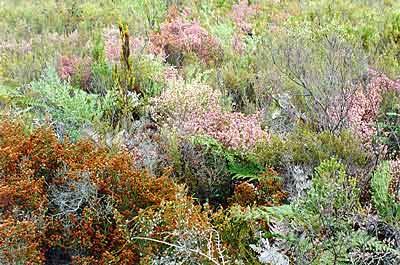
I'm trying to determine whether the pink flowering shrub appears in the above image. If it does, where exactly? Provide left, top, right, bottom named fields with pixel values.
left=231, top=1, right=259, bottom=33
left=182, top=110, right=268, bottom=150
left=229, top=1, right=259, bottom=54
left=103, top=26, right=144, bottom=64
left=56, top=55, right=92, bottom=90
left=56, top=55, right=79, bottom=80
left=345, top=69, right=400, bottom=145
left=149, top=7, right=221, bottom=63
left=150, top=80, right=268, bottom=150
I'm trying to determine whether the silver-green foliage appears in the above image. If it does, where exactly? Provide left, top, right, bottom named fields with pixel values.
left=249, top=159, right=400, bottom=264
left=23, top=67, right=101, bottom=140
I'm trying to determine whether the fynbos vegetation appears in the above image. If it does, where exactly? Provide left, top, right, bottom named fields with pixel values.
left=1, top=0, right=400, bottom=264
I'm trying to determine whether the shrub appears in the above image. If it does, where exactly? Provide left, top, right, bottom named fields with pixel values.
left=230, top=0, right=259, bottom=34
left=213, top=205, right=267, bottom=264
left=174, top=136, right=232, bottom=205
left=376, top=89, right=400, bottom=159
left=371, top=161, right=400, bottom=224
left=56, top=54, right=92, bottom=90
left=150, top=80, right=224, bottom=124
left=0, top=29, right=88, bottom=86
left=231, top=168, right=287, bottom=207
left=0, top=219, right=45, bottom=264
left=264, top=159, right=399, bottom=264
left=0, top=120, right=221, bottom=264
left=254, top=127, right=368, bottom=173
left=345, top=70, right=400, bottom=148
left=134, top=199, right=228, bottom=264
left=149, top=6, right=222, bottom=64
left=181, top=110, right=268, bottom=151
left=218, top=53, right=261, bottom=113
left=262, top=33, right=368, bottom=133
left=20, top=67, right=101, bottom=141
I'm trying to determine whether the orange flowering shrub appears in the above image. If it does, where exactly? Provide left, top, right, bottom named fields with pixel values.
left=0, top=219, right=45, bottom=264
left=0, top=120, right=212, bottom=264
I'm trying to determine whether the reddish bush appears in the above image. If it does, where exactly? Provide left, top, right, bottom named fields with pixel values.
left=56, top=55, right=92, bottom=90
left=345, top=69, right=400, bottom=146
left=0, top=219, right=45, bottom=264
left=182, top=110, right=269, bottom=150
left=0, top=120, right=207, bottom=264
left=150, top=6, right=221, bottom=64
left=231, top=182, right=257, bottom=206
left=230, top=168, right=287, bottom=207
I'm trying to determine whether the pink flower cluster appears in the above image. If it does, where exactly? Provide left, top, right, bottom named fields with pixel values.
left=151, top=78, right=269, bottom=150
left=229, top=1, right=259, bottom=54
left=103, top=26, right=144, bottom=64
left=181, top=110, right=268, bottom=150
left=56, top=55, right=92, bottom=89
left=346, top=69, right=400, bottom=145
left=57, top=55, right=79, bottom=80
left=150, top=8, right=221, bottom=63
left=231, top=1, right=259, bottom=33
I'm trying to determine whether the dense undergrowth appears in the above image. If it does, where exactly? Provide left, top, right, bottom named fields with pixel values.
left=1, top=0, right=400, bottom=264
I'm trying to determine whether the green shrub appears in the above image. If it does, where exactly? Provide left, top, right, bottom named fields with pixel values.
left=371, top=161, right=400, bottom=224
left=270, top=159, right=362, bottom=263
left=213, top=205, right=264, bottom=264
left=376, top=90, right=400, bottom=159
left=12, top=67, right=101, bottom=141
left=254, top=127, right=368, bottom=173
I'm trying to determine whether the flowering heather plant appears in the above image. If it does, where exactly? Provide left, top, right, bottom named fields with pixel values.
left=150, top=7, right=221, bottom=63
left=103, top=26, right=144, bottom=64
left=182, top=110, right=268, bottom=150
left=151, top=79, right=268, bottom=150
left=345, top=69, right=400, bottom=146
left=230, top=1, right=259, bottom=34
left=56, top=55, right=79, bottom=80
left=56, top=55, right=92, bottom=90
